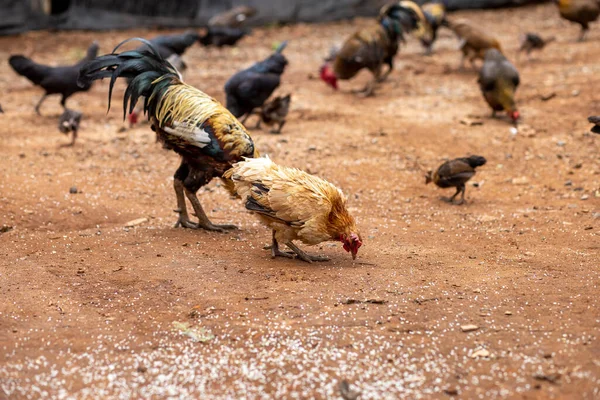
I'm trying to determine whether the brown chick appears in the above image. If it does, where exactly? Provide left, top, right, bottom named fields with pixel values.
left=426, top=155, right=487, bottom=205
left=208, top=5, right=257, bottom=28
left=557, top=0, right=600, bottom=41
left=58, top=108, right=82, bottom=147
left=445, top=18, right=502, bottom=69
left=225, top=156, right=362, bottom=263
left=478, top=49, right=520, bottom=123
left=258, top=94, right=291, bottom=134
left=518, top=33, right=555, bottom=57
left=589, top=116, right=600, bottom=133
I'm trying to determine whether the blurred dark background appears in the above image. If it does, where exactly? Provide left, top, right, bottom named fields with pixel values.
left=1, top=0, right=543, bottom=34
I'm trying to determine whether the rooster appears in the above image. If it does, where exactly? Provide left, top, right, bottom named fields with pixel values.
left=556, top=0, right=600, bottom=41
left=426, top=156, right=487, bottom=205
left=225, top=41, right=288, bottom=123
left=320, top=3, right=420, bottom=96
left=589, top=116, right=600, bottom=134
left=79, top=38, right=257, bottom=231
left=445, top=19, right=502, bottom=69
left=224, top=157, right=362, bottom=262
left=9, top=41, right=99, bottom=115
left=478, top=49, right=520, bottom=123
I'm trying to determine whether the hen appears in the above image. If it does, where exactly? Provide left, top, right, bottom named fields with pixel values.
left=426, top=156, right=487, bottom=205
left=258, top=94, right=291, bottom=134
left=58, top=108, right=82, bottom=147
left=146, top=31, right=200, bottom=58
left=225, top=42, right=288, bottom=123
left=557, top=0, right=600, bottom=41
left=320, top=3, right=420, bottom=96
left=225, top=156, right=362, bottom=262
left=79, top=38, right=257, bottom=231
left=445, top=19, right=502, bottom=69
left=478, top=49, right=520, bottom=123
left=9, top=41, right=99, bottom=115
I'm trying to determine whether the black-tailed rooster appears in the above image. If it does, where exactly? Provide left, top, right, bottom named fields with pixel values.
left=78, top=38, right=257, bottom=232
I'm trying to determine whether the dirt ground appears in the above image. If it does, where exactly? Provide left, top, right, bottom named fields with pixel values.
left=0, top=3, right=599, bottom=399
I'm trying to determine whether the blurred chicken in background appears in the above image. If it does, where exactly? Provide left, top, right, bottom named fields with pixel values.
left=208, top=5, right=257, bottom=28
left=320, top=3, right=421, bottom=96
left=445, top=19, right=502, bottom=69
left=426, top=156, right=487, bottom=205
left=258, top=94, right=291, bottom=134
left=478, top=49, right=520, bottom=123
left=518, top=33, right=555, bottom=58
left=556, top=0, right=600, bottom=41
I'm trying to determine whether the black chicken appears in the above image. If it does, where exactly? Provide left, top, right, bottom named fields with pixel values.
left=199, top=27, right=249, bottom=47
left=518, top=33, right=555, bottom=57
left=224, top=41, right=288, bottom=123
left=9, top=41, right=99, bottom=115
left=426, top=156, right=487, bottom=205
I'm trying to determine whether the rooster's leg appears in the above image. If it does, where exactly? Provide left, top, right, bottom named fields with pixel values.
left=34, top=94, right=48, bottom=116
left=270, top=231, right=294, bottom=258
left=578, top=26, right=588, bottom=42
left=184, top=188, right=237, bottom=232
left=286, top=241, right=329, bottom=263
left=173, top=178, right=198, bottom=229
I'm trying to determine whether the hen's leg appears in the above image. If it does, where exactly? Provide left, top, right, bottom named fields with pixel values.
left=578, top=26, right=588, bottom=42
left=35, top=94, right=48, bottom=116
left=377, top=59, right=393, bottom=82
left=271, top=231, right=294, bottom=258
left=443, top=186, right=462, bottom=203
left=240, top=110, right=254, bottom=124
left=286, top=241, right=330, bottom=263
left=456, top=185, right=467, bottom=205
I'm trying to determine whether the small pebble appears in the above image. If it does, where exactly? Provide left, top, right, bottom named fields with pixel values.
left=461, top=324, right=479, bottom=332
left=581, top=195, right=589, bottom=200
left=505, top=311, right=513, bottom=315
left=69, top=186, right=78, bottom=194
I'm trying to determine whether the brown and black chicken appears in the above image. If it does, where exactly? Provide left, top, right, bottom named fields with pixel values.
left=426, top=156, right=487, bottom=205
left=518, top=33, right=555, bottom=58
left=319, top=3, right=420, bottom=96
left=556, top=0, right=600, bottom=41
left=79, top=38, right=258, bottom=232
left=258, top=94, right=291, bottom=134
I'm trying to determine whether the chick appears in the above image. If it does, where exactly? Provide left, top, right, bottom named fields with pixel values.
left=556, top=0, right=600, bottom=41
left=258, top=94, right=291, bottom=134
left=445, top=19, right=502, bottom=69
left=426, top=156, right=487, bottom=205
left=518, top=33, right=555, bottom=57
left=589, top=116, right=600, bottom=133
left=58, top=108, right=82, bottom=147
left=478, top=49, right=520, bottom=123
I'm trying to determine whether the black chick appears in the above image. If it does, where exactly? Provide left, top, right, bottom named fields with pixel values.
left=137, top=31, right=200, bottom=58
left=426, top=155, right=487, bottom=205
left=199, top=27, right=249, bottom=47
left=58, top=108, right=82, bottom=147
left=224, top=41, right=288, bottom=124
left=258, top=94, right=291, bottom=134
left=519, top=33, right=555, bottom=56
left=589, top=116, right=600, bottom=134
left=9, top=41, right=99, bottom=115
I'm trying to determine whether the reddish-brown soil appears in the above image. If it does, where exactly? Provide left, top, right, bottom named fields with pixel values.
left=1, top=4, right=599, bottom=398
